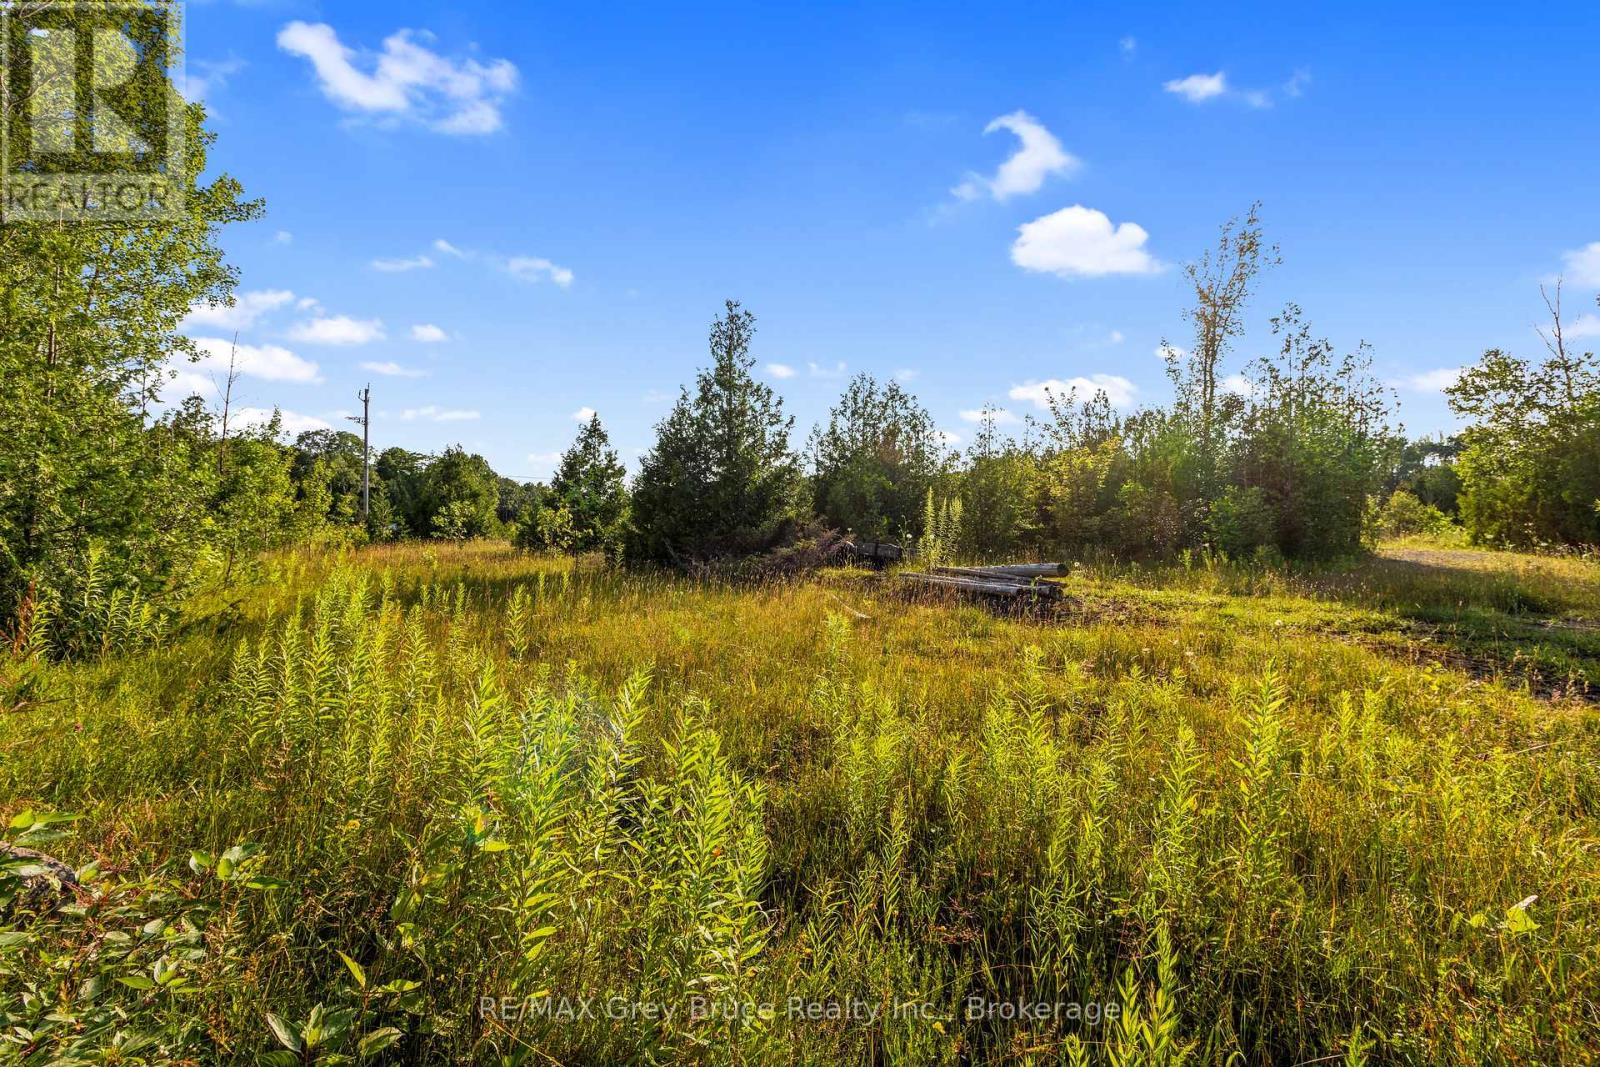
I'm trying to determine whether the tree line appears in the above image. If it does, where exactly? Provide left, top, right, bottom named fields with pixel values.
left=5, top=109, right=1597, bottom=652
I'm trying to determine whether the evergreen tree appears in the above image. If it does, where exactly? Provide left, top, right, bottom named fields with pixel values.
left=544, top=414, right=629, bottom=555
left=629, top=301, right=805, bottom=561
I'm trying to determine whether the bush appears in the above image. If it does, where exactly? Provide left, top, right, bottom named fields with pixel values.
left=1375, top=489, right=1452, bottom=539
left=1207, top=485, right=1277, bottom=558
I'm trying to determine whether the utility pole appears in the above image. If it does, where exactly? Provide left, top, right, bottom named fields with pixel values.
left=349, top=386, right=372, bottom=522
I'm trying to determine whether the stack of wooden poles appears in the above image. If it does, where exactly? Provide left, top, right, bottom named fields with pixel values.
left=897, top=563, right=1066, bottom=602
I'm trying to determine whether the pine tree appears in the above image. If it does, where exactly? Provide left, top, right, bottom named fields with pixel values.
left=541, top=414, right=629, bottom=555
left=629, top=302, right=805, bottom=561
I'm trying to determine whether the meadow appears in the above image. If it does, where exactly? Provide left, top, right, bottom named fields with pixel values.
left=2, top=541, right=1598, bottom=1065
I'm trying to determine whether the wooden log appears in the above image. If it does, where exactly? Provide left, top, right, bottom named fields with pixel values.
left=928, top=567, right=1065, bottom=598
left=901, top=573, right=1030, bottom=596
left=971, top=563, right=1067, bottom=578
left=899, top=572, right=1062, bottom=600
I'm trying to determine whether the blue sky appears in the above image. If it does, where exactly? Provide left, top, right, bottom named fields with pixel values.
left=174, top=0, right=1600, bottom=480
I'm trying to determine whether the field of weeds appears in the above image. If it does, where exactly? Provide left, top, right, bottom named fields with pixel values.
left=3, top=541, right=1598, bottom=1064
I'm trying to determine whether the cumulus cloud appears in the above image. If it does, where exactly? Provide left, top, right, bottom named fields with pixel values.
left=1566, top=313, right=1600, bottom=339
left=433, top=238, right=468, bottom=258
left=1163, top=72, right=1228, bottom=103
left=1401, top=367, right=1463, bottom=392
left=372, top=254, right=435, bottom=272
left=809, top=361, right=848, bottom=379
left=937, top=429, right=962, bottom=446
left=164, top=338, right=321, bottom=403
left=180, top=289, right=296, bottom=332
left=273, top=230, right=294, bottom=245
left=766, top=363, right=796, bottom=379
left=1164, top=69, right=1305, bottom=108
left=233, top=407, right=333, bottom=437
left=410, top=323, right=450, bottom=343
left=952, top=110, right=1079, bottom=202
left=188, top=337, right=321, bottom=384
left=1011, top=205, right=1163, bottom=279
left=276, top=21, right=518, bottom=135
left=571, top=406, right=597, bottom=423
left=1221, top=373, right=1254, bottom=397
left=506, top=256, right=574, bottom=288
left=1119, top=36, right=1137, bottom=57
left=1009, top=374, right=1137, bottom=409
left=1561, top=242, right=1600, bottom=287
left=959, top=407, right=1021, bottom=426
left=288, top=315, right=386, bottom=346
left=361, top=360, right=428, bottom=378
left=400, top=405, right=479, bottom=422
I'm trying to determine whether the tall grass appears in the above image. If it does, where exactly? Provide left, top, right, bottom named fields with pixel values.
left=2, top=541, right=1597, bottom=1063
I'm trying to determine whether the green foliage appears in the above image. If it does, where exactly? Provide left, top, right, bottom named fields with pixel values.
left=419, top=447, right=502, bottom=540
left=630, top=301, right=805, bottom=561
left=1206, top=485, right=1276, bottom=558
left=809, top=374, right=946, bottom=541
left=1374, top=489, right=1453, bottom=539
left=0, top=92, right=262, bottom=628
left=540, top=414, right=629, bottom=555
left=8, top=541, right=1597, bottom=1063
left=1447, top=295, right=1600, bottom=548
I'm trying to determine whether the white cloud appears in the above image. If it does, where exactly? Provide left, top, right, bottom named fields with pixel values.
left=180, top=289, right=296, bottom=332
left=894, top=368, right=920, bottom=382
left=189, top=336, right=322, bottom=384
left=959, top=407, right=1021, bottom=425
left=571, top=406, right=597, bottom=423
left=296, top=296, right=321, bottom=311
left=1561, top=242, right=1600, bottom=287
left=163, top=338, right=321, bottom=403
left=433, top=238, right=468, bottom=258
left=371, top=254, right=435, bottom=272
left=766, top=363, right=796, bottom=379
left=184, top=56, right=246, bottom=105
left=1164, top=71, right=1228, bottom=103
left=233, top=407, right=333, bottom=438
left=273, top=230, right=293, bottom=245
left=1108, top=330, right=1126, bottom=345
left=1157, top=343, right=1189, bottom=362
left=1010, top=374, right=1137, bottom=409
left=1402, top=367, right=1463, bottom=392
left=526, top=451, right=562, bottom=476
left=952, top=110, right=1078, bottom=202
left=410, top=323, right=450, bottom=342
left=1566, top=313, right=1600, bottom=339
left=361, top=360, right=428, bottom=378
left=400, top=405, right=480, bottom=422
left=1221, top=373, right=1254, bottom=397
left=277, top=21, right=519, bottom=135
left=288, top=315, right=386, bottom=346
left=1119, top=36, right=1137, bottom=57
left=506, top=256, right=574, bottom=288
left=937, top=429, right=962, bottom=446
left=808, top=361, right=848, bottom=379
left=1011, top=205, right=1163, bottom=279
left=1164, top=69, right=1304, bottom=108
